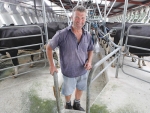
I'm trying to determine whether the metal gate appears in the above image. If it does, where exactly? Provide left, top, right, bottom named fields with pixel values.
left=0, top=25, right=47, bottom=80
left=121, top=24, right=150, bottom=83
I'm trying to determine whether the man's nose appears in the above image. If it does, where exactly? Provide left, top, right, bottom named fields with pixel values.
left=77, top=18, right=82, bottom=23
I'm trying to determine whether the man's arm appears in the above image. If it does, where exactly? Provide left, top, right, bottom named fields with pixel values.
left=46, top=45, right=58, bottom=75
left=84, top=51, right=93, bottom=70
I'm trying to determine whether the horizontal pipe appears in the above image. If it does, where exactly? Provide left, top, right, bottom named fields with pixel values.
left=0, top=43, right=43, bottom=51
left=0, top=34, right=42, bottom=41
left=0, top=51, right=43, bottom=62
left=0, top=59, right=46, bottom=72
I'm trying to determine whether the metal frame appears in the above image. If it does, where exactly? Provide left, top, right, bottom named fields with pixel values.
left=87, top=0, right=129, bottom=112
left=53, top=72, right=62, bottom=113
left=86, top=46, right=121, bottom=113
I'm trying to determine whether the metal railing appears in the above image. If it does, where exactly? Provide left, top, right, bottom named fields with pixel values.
left=121, top=24, right=150, bottom=83
left=53, top=72, right=62, bottom=113
left=0, top=25, right=47, bottom=80
left=86, top=46, right=121, bottom=113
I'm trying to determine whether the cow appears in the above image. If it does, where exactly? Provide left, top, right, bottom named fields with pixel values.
left=0, top=22, right=67, bottom=77
left=94, top=22, right=116, bottom=57
left=109, top=22, right=150, bottom=68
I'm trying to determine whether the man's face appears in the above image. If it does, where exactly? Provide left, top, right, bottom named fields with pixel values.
left=71, top=11, right=86, bottom=29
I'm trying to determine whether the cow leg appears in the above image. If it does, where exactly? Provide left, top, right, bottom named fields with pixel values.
left=138, top=57, right=142, bottom=68
left=104, top=43, right=110, bottom=61
left=53, top=48, right=60, bottom=68
left=99, top=38, right=104, bottom=48
left=37, top=48, right=43, bottom=60
left=8, top=50, right=19, bottom=77
left=131, top=54, right=136, bottom=62
left=102, top=40, right=105, bottom=48
left=30, top=54, right=35, bottom=67
left=0, top=51, right=9, bottom=59
left=105, top=43, right=110, bottom=55
left=104, top=43, right=107, bottom=55
left=14, top=66, right=18, bottom=77
left=132, top=57, right=136, bottom=62
left=38, top=52, right=42, bottom=60
left=102, top=41, right=107, bottom=55
left=99, top=38, right=103, bottom=47
left=55, top=49, right=60, bottom=68
left=111, top=56, right=115, bottom=68
left=18, top=50, right=24, bottom=55
left=124, top=47, right=130, bottom=56
left=142, top=57, right=146, bottom=66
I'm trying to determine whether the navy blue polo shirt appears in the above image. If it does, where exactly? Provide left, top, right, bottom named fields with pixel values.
left=49, top=25, right=93, bottom=78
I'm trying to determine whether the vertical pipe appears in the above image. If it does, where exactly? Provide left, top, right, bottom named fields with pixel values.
left=104, top=0, right=107, bottom=21
left=69, top=0, right=73, bottom=9
left=106, top=0, right=116, bottom=17
left=53, top=72, right=62, bottom=113
left=115, top=0, right=128, bottom=78
left=59, top=0, right=71, bottom=25
left=42, top=0, right=49, bottom=43
left=86, top=70, right=93, bottom=113
left=33, top=0, right=37, bottom=17
left=103, top=0, right=108, bottom=39
left=81, top=0, right=83, bottom=5
left=77, top=0, right=80, bottom=6
left=95, top=0, right=103, bottom=21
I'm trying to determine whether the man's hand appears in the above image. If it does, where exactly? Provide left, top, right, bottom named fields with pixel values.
left=49, top=65, right=58, bottom=75
left=84, top=61, right=92, bottom=70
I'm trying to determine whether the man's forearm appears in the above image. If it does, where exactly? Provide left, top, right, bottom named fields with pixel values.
left=46, top=45, right=55, bottom=67
left=88, top=51, right=93, bottom=63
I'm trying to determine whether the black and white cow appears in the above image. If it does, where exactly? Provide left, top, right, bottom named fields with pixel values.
left=109, top=22, right=150, bottom=68
left=0, top=22, right=67, bottom=77
left=96, top=22, right=118, bottom=56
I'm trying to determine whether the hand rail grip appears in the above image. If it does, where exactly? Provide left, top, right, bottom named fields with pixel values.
left=53, top=72, right=62, bottom=113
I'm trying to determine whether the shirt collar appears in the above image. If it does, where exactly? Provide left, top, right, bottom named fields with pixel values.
left=67, top=25, right=86, bottom=34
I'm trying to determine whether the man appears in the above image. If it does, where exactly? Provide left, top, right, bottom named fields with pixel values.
left=46, top=5, right=93, bottom=111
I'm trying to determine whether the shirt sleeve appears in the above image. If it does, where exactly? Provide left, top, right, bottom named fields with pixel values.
left=88, top=33, right=94, bottom=51
left=48, top=30, right=60, bottom=50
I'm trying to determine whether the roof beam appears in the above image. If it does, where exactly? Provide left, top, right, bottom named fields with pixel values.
left=108, top=0, right=142, bottom=5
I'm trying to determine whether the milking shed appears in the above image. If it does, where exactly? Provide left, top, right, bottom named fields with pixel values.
left=0, top=0, right=150, bottom=113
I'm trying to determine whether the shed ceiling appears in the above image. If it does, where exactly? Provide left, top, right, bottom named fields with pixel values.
left=48, top=0, right=150, bottom=17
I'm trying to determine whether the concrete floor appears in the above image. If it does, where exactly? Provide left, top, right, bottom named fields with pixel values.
left=0, top=50, right=106, bottom=113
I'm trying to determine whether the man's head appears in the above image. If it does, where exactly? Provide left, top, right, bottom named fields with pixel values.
left=71, top=5, right=87, bottom=29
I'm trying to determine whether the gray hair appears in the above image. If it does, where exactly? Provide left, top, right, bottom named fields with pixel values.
left=72, top=5, right=87, bottom=13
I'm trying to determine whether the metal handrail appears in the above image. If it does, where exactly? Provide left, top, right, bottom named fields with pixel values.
left=95, top=0, right=103, bottom=21
left=86, top=47, right=121, bottom=113
left=0, top=43, right=42, bottom=51
left=0, top=25, right=47, bottom=79
left=0, top=34, right=42, bottom=41
left=0, top=59, right=46, bottom=80
left=115, top=0, right=128, bottom=78
left=0, top=51, right=43, bottom=62
left=53, top=72, right=62, bottom=113
left=106, top=0, right=116, bottom=17
left=59, top=0, right=71, bottom=26
left=121, top=24, right=150, bottom=83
